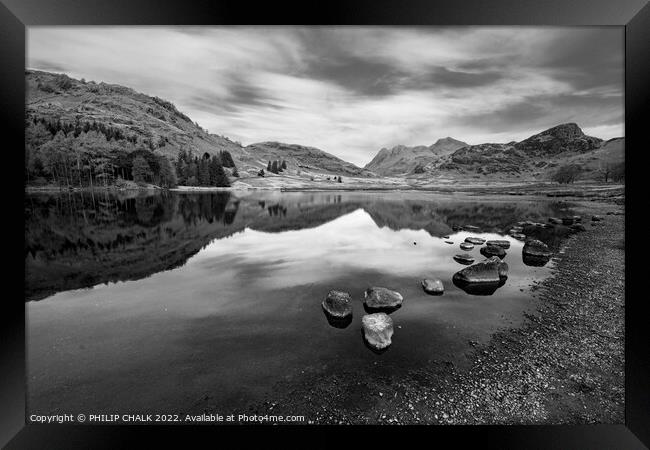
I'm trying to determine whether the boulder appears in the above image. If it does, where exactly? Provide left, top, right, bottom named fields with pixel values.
left=548, top=217, right=563, bottom=225
left=570, top=223, right=586, bottom=232
left=421, top=278, right=444, bottom=295
left=454, top=254, right=475, bottom=265
left=522, top=239, right=551, bottom=258
left=364, top=287, right=403, bottom=312
left=464, top=236, right=486, bottom=245
left=452, top=258, right=502, bottom=284
left=452, top=258, right=506, bottom=295
left=591, top=215, right=602, bottom=222
left=362, top=313, right=394, bottom=350
left=522, top=239, right=551, bottom=267
left=460, top=242, right=474, bottom=251
left=486, top=239, right=510, bottom=249
left=480, top=244, right=506, bottom=259
left=322, top=290, right=353, bottom=319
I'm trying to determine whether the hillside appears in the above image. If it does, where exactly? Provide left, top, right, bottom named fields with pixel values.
left=365, top=137, right=467, bottom=176
left=243, top=142, right=371, bottom=177
left=26, top=70, right=244, bottom=162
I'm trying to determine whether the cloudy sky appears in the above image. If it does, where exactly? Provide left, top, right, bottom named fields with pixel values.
left=27, top=26, right=623, bottom=166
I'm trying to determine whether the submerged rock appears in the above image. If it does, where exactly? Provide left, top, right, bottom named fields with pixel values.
left=460, top=242, right=474, bottom=251
left=486, top=239, right=510, bottom=249
left=364, top=287, right=403, bottom=312
left=322, top=290, right=353, bottom=319
left=480, top=245, right=506, bottom=259
left=464, top=236, right=486, bottom=245
left=421, top=278, right=444, bottom=295
left=454, top=254, right=475, bottom=265
left=362, top=313, right=394, bottom=350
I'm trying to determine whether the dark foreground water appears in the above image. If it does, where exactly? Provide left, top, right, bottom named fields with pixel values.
left=26, top=190, right=579, bottom=416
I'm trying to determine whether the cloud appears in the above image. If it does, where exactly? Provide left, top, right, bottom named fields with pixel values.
left=27, top=26, right=623, bottom=166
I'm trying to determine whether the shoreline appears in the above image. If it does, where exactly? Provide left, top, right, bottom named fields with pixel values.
left=26, top=182, right=624, bottom=200
left=243, top=212, right=625, bottom=424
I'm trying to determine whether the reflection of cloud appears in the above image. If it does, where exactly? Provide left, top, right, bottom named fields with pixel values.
left=192, top=209, right=524, bottom=290
left=27, top=26, right=623, bottom=166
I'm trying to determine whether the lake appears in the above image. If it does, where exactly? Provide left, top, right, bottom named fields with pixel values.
left=25, top=190, right=580, bottom=416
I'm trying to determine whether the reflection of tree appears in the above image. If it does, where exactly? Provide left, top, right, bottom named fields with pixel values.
left=25, top=191, right=240, bottom=301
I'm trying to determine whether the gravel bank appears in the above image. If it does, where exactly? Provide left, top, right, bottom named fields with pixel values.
left=248, top=212, right=624, bottom=424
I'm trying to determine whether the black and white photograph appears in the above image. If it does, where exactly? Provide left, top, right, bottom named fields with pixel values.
left=22, top=24, right=627, bottom=427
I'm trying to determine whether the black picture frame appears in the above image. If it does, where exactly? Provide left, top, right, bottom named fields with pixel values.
left=2, top=0, right=648, bottom=447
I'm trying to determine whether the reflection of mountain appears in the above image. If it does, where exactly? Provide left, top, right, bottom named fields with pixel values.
left=25, top=192, right=575, bottom=301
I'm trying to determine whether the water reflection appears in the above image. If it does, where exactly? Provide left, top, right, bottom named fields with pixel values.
left=27, top=190, right=584, bottom=415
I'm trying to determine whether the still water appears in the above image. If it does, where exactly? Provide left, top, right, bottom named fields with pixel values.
left=25, top=190, right=578, bottom=415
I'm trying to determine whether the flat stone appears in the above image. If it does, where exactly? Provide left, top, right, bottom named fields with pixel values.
left=364, top=287, right=403, bottom=312
left=486, top=239, right=510, bottom=249
left=421, top=278, right=444, bottom=295
left=464, top=236, right=486, bottom=245
left=460, top=242, right=474, bottom=251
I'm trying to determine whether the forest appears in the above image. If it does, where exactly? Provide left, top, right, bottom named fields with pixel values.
left=25, top=117, right=236, bottom=189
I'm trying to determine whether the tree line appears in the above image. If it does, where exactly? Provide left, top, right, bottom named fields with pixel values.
left=174, top=149, right=236, bottom=187
left=25, top=118, right=237, bottom=189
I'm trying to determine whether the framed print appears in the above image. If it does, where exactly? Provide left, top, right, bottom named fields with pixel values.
left=1, top=0, right=648, bottom=447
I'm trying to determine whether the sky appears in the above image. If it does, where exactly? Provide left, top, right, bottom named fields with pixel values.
left=27, top=26, right=624, bottom=167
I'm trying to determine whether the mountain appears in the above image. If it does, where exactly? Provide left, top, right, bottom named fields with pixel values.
left=243, top=142, right=371, bottom=177
left=414, top=123, right=623, bottom=181
left=364, top=137, right=467, bottom=176
left=25, top=70, right=366, bottom=181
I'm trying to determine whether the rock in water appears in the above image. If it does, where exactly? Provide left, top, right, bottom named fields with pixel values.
left=486, top=239, right=510, bottom=249
left=523, top=239, right=551, bottom=258
left=460, top=242, right=474, bottom=250
left=445, top=240, right=454, bottom=244
left=548, top=217, right=563, bottom=225
left=322, top=290, right=353, bottom=318
left=480, top=245, right=506, bottom=259
left=465, top=237, right=486, bottom=245
left=522, top=239, right=552, bottom=267
left=463, top=225, right=480, bottom=232
left=362, top=313, right=394, bottom=350
left=364, top=287, right=403, bottom=312
left=511, top=233, right=527, bottom=241
left=421, top=279, right=444, bottom=295
left=452, top=258, right=506, bottom=295
left=454, top=254, right=475, bottom=265
left=453, top=258, right=502, bottom=284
